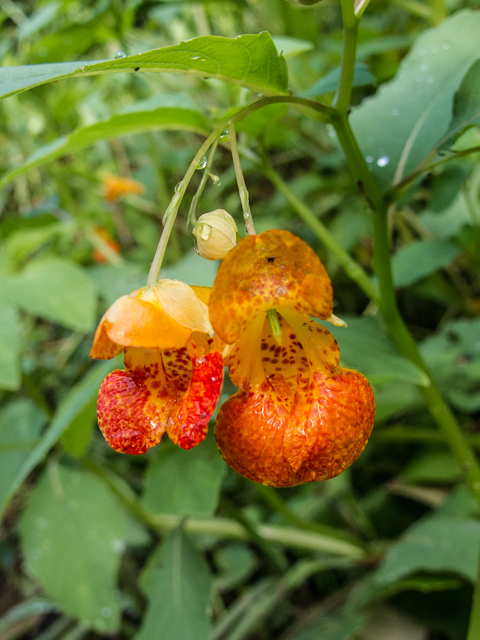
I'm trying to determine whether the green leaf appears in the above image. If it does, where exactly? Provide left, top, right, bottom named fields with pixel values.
left=419, top=192, right=473, bottom=238
left=303, top=62, right=375, bottom=97
left=0, top=257, right=97, bottom=331
left=0, top=96, right=209, bottom=189
left=323, top=316, right=429, bottom=387
left=0, top=400, right=46, bottom=517
left=0, top=33, right=288, bottom=101
left=0, top=301, right=21, bottom=390
left=60, top=395, right=97, bottom=459
left=391, top=239, right=460, bottom=287
left=285, top=610, right=366, bottom=640
left=374, top=516, right=480, bottom=584
left=214, top=544, right=257, bottom=591
left=0, top=360, right=117, bottom=519
left=350, top=10, right=480, bottom=189
left=420, top=318, right=480, bottom=412
left=271, top=36, right=314, bottom=59
left=402, top=450, right=463, bottom=484
left=137, top=527, right=213, bottom=640
left=441, top=59, right=480, bottom=148
left=141, top=436, right=226, bottom=517
left=20, top=464, right=127, bottom=632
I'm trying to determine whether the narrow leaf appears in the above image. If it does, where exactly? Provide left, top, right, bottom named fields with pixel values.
left=303, top=62, right=375, bottom=97
left=0, top=96, right=209, bottom=189
left=0, top=33, right=288, bottom=101
left=0, top=301, right=21, bottom=390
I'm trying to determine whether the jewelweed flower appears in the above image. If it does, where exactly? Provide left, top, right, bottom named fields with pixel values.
left=102, top=174, right=145, bottom=202
left=209, top=229, right=375, bottom=487
left=90, top=281, right=223, bottom=454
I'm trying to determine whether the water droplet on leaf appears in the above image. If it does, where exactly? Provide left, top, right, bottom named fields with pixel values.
left=114, top=51, right=127, bottom=59
left=377, top=156, right=390, bottom=167
left=196, top=155, right=207, bottom=170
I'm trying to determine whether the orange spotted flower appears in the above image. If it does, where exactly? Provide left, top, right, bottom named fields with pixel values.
left=90, top=281, right=223, bottom=454
left=209, top=229, right=375, bottom=488
left=102, top=174, right=145, bottom=202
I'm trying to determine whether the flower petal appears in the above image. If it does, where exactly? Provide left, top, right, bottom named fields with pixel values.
left=105, top=295, right=191, bottom=349
left=97, top=369, right=173, bottom=454
left=209, top=229, right=333, bottom=344
left=153, top=280, right=213, bottom=335
left=215, top=368, right=375, bottom=488
left=90, top=316, right=124, bottom=360
left=167, top=351, right=224, bottom=450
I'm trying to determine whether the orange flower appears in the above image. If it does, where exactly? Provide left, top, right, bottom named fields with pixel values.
left=102, top=174, right=145, bottom=202
left=90, top=281, right=223, bottom=454
left=209, top=229, right=375, bottom=487
left=92, top=226, right=121, bottom=263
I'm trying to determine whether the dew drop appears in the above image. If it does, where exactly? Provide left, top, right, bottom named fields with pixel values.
left=174, top=182, right=182, bottom=193
left=210, top=174, right=221, bottom=186
left=35, top=517, right=48, bottom=530
left=199, top=224, right=212, bottom=240
left=196, top=155, right=207, bottom=170
left=392, top=109, right=400, bottom=116
left=112, top=539, right=125, bottom=552
left=191, top=56, right=200, bottom=60
left=114, top=51, right=127, bottom=59
left=101, top=607, right=113, bottom=618
left=420, top=62, right=429, bottom=71
left=219, top=129, right=230, bottom=142
left=377, top=156, right=390, bottom=167
left=366, top=156, right=374, bottom=163
left=427, top=76, right=435, bottom=83
left=442, top=41, right=451, bottom=50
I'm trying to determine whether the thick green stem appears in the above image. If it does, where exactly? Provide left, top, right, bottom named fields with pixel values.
left=334, top=0, right=358, bottom=115
left=332, top=113, right=480, bottom=503
left=262, top=162, right=378, bottom=302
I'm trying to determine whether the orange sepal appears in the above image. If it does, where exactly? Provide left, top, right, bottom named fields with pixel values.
left=97, top=369, right=172, bottom=454
left=104, top=295, right=192, bottom=350
left=209, top=229, right=333, bottom=344
left=215, top=367, right=375, bottom=487
left=167, top=351, right=224, bottom=450
left=90, top=321, right=124, bottom=360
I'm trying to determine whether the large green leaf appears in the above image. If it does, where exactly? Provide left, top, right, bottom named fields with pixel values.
left=141, top=436, right=226, bottom=517
left=323, top=316, right=429, bottom=386
left=0, top=95, right=209, bottom=189
left=0, top=95, right=208, bottom=188
left=0, top=400, right=46, bottom=517
left=20, top=464, right=127, bottom=632
left=391, top=238, right=460, bottom=287
left=0, top=33, right=288, bottom=101
left=0, top=360, right=117, bottom=519
left=0, top=257, right=97, bottom=331
left=350, top=10, right=480, bottom=189
left=137, top=526, right=212, bottom=640
left=0, top=301, right=21, bottom=390
left=441, top=58, right=480, bottom=148
left=374, top=516, right=480, bottom=584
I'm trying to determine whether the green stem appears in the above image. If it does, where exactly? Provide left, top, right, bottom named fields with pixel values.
left=430, top=0, right=446, bottom=24
left=468, top=556, right=480, bottom=640
left=229, top=121, right=256, bottom=235
left=187, top=135, right=220, bottom=228
left=146, top=124, right=225, bottom=285
left=262, top=162, right=378, bottom=302
left=334, top=0, right=358, bottom=115
left=82, top=457, right=366, bottom=558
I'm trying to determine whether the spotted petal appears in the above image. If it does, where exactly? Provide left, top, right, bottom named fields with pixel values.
left=209, top=229, right=333, bottom=344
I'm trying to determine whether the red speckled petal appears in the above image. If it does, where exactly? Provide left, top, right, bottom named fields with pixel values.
left=209, top=229, right=333, bottom=344
left=167, top=351, right=224, bottom=450
left=215, top=368, right=375, bottom=488
left=97, top=369, right=175, bottom=454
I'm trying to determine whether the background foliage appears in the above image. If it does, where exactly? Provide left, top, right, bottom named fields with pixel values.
left=1, top=1, right=480, bottom=639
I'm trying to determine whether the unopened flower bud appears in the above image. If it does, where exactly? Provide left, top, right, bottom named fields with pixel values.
left=193, top=209, right=238, bottom=260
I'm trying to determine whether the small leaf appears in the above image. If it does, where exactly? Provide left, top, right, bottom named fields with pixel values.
left=284, top=610, right=366, bottom=640
left=20, top=464, right=127, bottom=632
left=350, top=10, right=480, bottom=189
left=0, top=96, right=209, bottom=189
left=441, top=58, right=480, bottom=149
left=0, top=33, right=288, bottom=101
left=142, top=436, right=226, bottom=517
left=0, top=257, right=97, bottom=331
left=0, top=301, right=21, bottom=390
left=0, top=400, right=46, bottom=516
left=137, top=527, right=213, bottom=640
left=323, top=316, right=429, bottom=387
left=392, top=238, right=460, bottom=287
left=271, top=36, right=314, bottom=59
left=0, top=359, right=117, bottom=519
left=303, top=62, right=375, bottom=97
left=374, top=516, right=480, bottom=584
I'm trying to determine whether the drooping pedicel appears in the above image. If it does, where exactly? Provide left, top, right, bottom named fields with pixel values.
left=90, top=281, right=223, bottom=454
left=209, top=229, right=375, bottom=487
